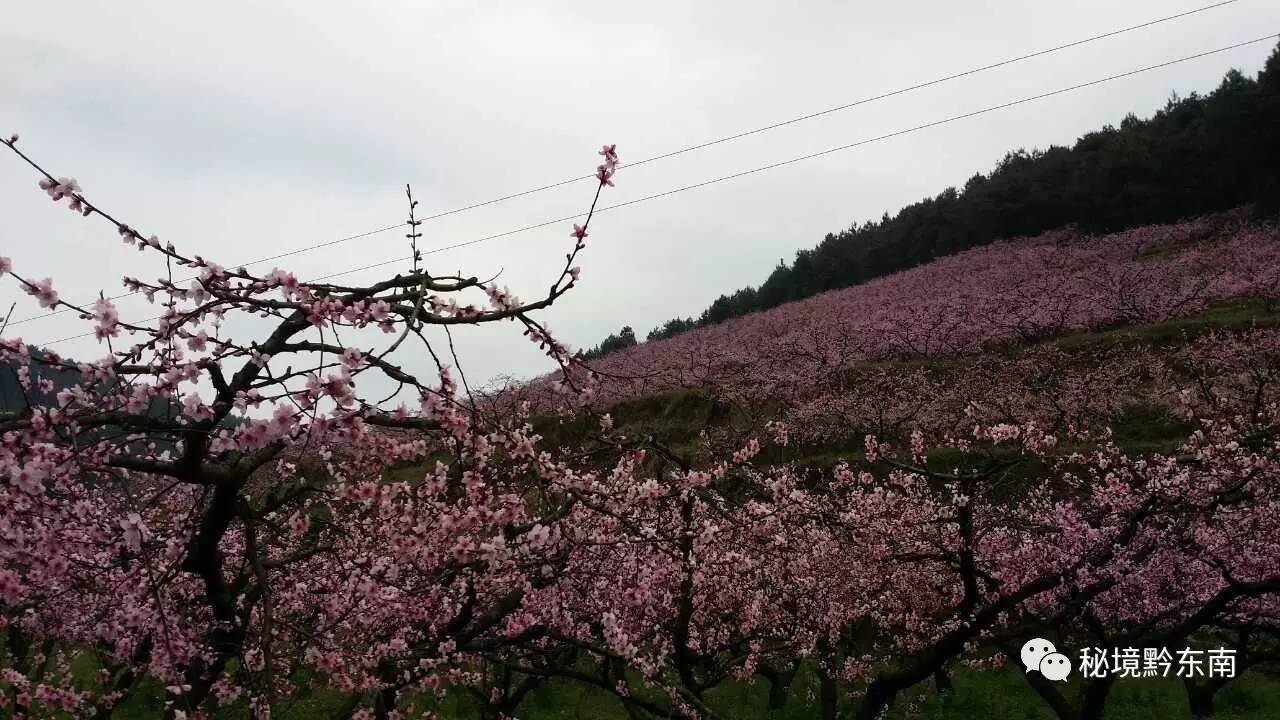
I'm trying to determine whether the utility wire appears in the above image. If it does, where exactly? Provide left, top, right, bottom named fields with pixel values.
left=36, top=31, right=1279, bottom=347
left=370, top=0, right=1248, bottom=218
left=308, top=33, right=1280, bottom=279
left=5, top=0, right=1244, bottom=330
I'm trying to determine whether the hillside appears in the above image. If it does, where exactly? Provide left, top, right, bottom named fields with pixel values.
left=0, top=349, right=81, bottom=411
left=564, top=211, right=1278, bottom=407
left=578, top=42, right=1280, bottom=356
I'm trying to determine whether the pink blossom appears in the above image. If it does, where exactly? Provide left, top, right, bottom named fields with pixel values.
left=188, top=279, right=210, bottom=304
left=26, top=277, right=58, bottom=308
left=182, top=391, right=213, bottom=421
left=289, top=512, right=310, bottom=535
left=13, top=463, right=47, bottom=494
left=1, top=568, right=27, bottom=604
left=484, top=284, right=520, bottom=312
left=525, top=523, right=552, bottom=549
left=92, top=296, right=120, bottom=340
left=120, top=513, right=147, bottom=552
left=39, top=176, right=80, bottom=201
left=18, top=142, right=1277, bottom=720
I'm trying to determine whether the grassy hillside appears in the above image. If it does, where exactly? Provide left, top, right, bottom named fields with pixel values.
left=556, top=213, right=1280, bottom=419
left=542, top=298, right=1279, bottom=469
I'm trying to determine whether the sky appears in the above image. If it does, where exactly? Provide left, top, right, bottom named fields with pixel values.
left=3, top=0, right=1279, bottom=393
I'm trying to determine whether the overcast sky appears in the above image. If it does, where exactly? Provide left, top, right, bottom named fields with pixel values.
left=3, top=0, right=1279, bottom=391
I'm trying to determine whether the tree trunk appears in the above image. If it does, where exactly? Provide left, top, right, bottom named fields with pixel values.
left=1186, top=683, right=1217, bottom=718
left=4, top=625, right=31, bottom=715
left=854, top=680, right=897, bottom=720
left=1184, top=676, right=1232, bottom=718
left=767, top=678, right=790, bottom=713
left=819, top=669, right=839, bottom=720
left=1079, top=676, right=1116, bottom=720
left=759, top=661, right=798, bottom=717
left=373, top=685, right=399, bottom=720
left=933, top=666, right=953, bottom=694
left=1005, top=644, right=1080, bottom=720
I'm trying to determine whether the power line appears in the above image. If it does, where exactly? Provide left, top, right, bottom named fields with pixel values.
left=310, top=34, right=1280, bottom=276
left=5, top=0, right=1244, bottom=330
left=368, top=0, right=1248, bottom=217
left=36, top=32, right=1279, bottom=347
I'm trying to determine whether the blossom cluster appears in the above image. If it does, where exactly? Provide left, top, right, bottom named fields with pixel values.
left=3, top=138, right=1280, bottom=720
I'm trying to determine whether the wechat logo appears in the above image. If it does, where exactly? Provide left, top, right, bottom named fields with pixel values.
left=1022, top=638, right=1072, bottom=681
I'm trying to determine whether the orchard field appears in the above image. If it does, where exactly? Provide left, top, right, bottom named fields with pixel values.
left=6, top=75, right=1280, bottom=720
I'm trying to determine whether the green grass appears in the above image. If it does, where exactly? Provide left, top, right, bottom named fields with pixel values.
left=887, top=665, right=1280, bottom=720
left=23, top=659, right=1280, bottom=719
left=1044, top=299, right=1279, bottom=352
left=545, top=300, right=1279, bottom=471
left=501, top=663, right=1280, bottom=720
